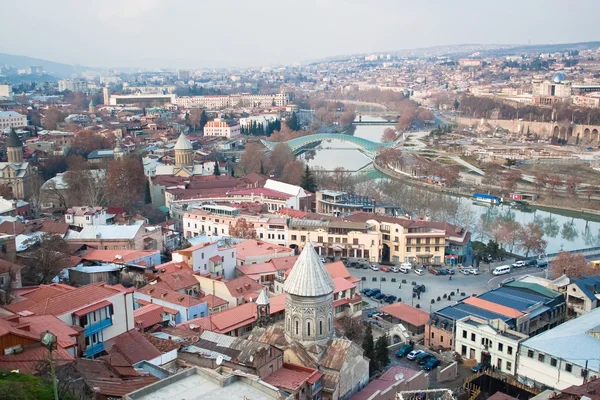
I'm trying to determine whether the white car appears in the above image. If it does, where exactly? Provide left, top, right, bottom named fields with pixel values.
left=470, top=268, right=480, bottom=275
left=399, top=266, right=410, bottom=274
left=391, top=267, right=400, bottom=273
left=407, top=350, right=424, bottom=360
left=460, top=269, right=471, bottom=275
left=370, top=265, right=380, bottom=271
left=414, top=268, right=425, bottom=276
left=512, top=260, right=526, bottom=268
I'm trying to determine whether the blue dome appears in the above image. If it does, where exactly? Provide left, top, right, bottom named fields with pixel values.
left=552, top=71, right=565, bottom=84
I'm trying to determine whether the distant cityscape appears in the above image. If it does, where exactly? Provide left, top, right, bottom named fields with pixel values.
left=0, top=37, right=599, bottom=400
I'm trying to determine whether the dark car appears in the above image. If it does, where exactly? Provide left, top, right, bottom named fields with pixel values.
left=423, top=357, right=440, bottom=371
left=361, top=288, right=371, bottom=295
left=416, top=352, right=434, bottom=364
left=384, top=295, right=397, bottom=303
left=395, top=344, right=414, bottom=358
left=372, top=293, right=386, bottom=300
left=369, top=288, right=381, bottom=296
left=471, top=363, right=484, bottom=373
left=537, top=261, right=548, bottom=268
left=439, top=269, right=449, bottom=275
left=367, top=310, right=381, bottom=318
left=526, top=259, right=537, bottom=266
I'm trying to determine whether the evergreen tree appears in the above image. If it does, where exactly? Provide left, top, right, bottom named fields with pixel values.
left=300, top=165, right=317, bottom=192
left=363, top=323, right=378, bottom=375
left=199, top=110, right=208, bottom=130
left=375, top=335, right=390, bottom=370
left=144, top=180, right=152, bottom=204
left=287, top=112, right=300, bottom=131
left=213, top=161, right=221, bottom=176
left=260, top=160, right=265, bottom=175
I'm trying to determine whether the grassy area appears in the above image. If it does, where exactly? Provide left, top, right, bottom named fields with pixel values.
left=0, top=371, right=56, bottom=400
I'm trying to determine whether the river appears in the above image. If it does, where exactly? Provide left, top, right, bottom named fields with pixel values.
left=298, top=116, right=600, bottom=254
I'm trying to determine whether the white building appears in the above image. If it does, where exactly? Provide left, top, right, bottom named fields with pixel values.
left=58, top=78, right=88, bottom=93
left=0, top=84, right=12, bottom=98
left=454, top=316, right=528, bottom=375
left=517, top=307, right=600, bottom=390
left=64, top=206, right=115, bottom=227
left=0, top=111, right=27, bottom=130
left=171, top=241, right=237, bottom=279
left=239, top=114, right=279, bottom=133
left=203, top=118, right=241, bottom=138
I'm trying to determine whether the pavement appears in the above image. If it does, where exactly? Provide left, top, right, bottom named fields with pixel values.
left=354, top=259, right=548, bottom=314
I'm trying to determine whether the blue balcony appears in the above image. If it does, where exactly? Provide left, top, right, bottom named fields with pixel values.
left=84, top=318, right=113, bottom=336
left=84, top=342, right=105, bottom=358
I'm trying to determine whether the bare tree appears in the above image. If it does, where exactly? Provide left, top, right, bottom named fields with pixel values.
left=270, top=142, right=295, bottom=177
left=21, top=234, right=72, bottom=285
left=565, top=176, right=582, bottom=197
left=381, top=128, right=398, bottom=143
left=229, top=218, right=257, bottom=239
left=517, top=222, right=547, bottom=257
left=0, top=267, right=17, bottom=305
left=551, top=252, right=595, bottom=279
left=239, top=142, right=270, bottom=175
left=280, top=160, right=304, bottom=186
left=338, top=315, right=364, bottom=343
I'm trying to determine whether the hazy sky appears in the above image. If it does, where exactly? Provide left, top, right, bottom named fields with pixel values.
left=2, top=0, right=599, bottom=69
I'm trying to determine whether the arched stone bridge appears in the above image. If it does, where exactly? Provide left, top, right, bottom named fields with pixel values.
left=261, top=134, right=396, bottom=158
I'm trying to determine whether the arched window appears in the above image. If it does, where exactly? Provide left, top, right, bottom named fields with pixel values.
left=328, top=314, right=332, bottom=332
left=295, top=320, right=299, bottom=335
left=286, top=317, right=290, bottom=332
left=307, top=321, right=311, bottom=336
left=319, top=320, right=323, bottom=335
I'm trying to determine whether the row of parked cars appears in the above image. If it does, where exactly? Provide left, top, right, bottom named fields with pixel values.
left=395, top=344, right=440, bottom=371
left=361, top=288, right=397, bottom=304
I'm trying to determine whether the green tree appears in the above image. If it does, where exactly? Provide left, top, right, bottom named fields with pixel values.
left=144, top=180, right=152, bottom=204
left=375, top=335, right=390, bottom=369
left=260, top=160, right=265, bottom=175
left=287, top=111, right=300, bottom=131
left=300, top=165, right=317, bottom=192
left=214, top=161, right=221, bottom=176
left=362, top=323, right=377, bottom=375
left=199, top=110, right=208, bottom=130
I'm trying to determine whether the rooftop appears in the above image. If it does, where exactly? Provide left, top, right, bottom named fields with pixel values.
left=83, top=249, right=159, bottom=264
left=378, top=302, right=430, bottom=327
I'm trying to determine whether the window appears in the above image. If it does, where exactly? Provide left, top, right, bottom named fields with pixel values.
left=462, top=330, right=467, bottom=339
left=498, top=343, right=504, bottom=352
left=291, top=235, right=297, bottom=241
left=538, top=354, right=545, bottom=363
left=425, top=247, right=430, bottom=252
left=295, top=321, right=299, bottom=335
left=497, top=358, right=502, bottom=370
left=416, top=247, right=421, bottom=252
left=319, top=321, right=323, bottom=335
left=441, top=335, right=444, bottom=342
left=506, top=362, right=512, bottom=371
left=527, top=350, right=534, bottom=358
left=507, top=346, right=513, bottom=355
left=307, top=321, right=311, bottom=336
left=406, top=247, right=411, bottom=253
left=353, top=238, right=359, bottom=245
left=317, top=236, right=323, bottom=243
left=394, top=246, right=399, bottom=251
left=301, top=235, right=306, bottom=242
left=566, top=363, right=573, bottom=373
left=268, top=365, right=273, bottom=374
left=550, top=358, right=557, bottom=367
left=431, top=332, right=435, bottom=339
left=471, top=333, right=476, bottom=342
left=461, top=345, right=467, bottom=356
left=201, top=253, right=204, bottom=259
left=435, top=246, right=440, bottom=251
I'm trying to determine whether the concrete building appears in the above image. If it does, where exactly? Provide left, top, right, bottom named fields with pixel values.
left=0, top=112, right=27, bottom=130
left=0, top=84, right=12, bottom=98
left=134, top=285, right=208, bottom=324
left=517, top=307, right=600, bottom=390
left=108, top=93, right=176, bottom=106
left=203, top=118, right=241, bottom=138
left=454, top=316, right=528, bottom=375
left=58, top=78, right=88, bottom=93
left=171, top=240, right=236, bottom=279
left=316, top=190, right=402, bottom=217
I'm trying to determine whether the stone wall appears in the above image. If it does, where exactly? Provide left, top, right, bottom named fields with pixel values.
left=437, top=361, right=458, bottom=383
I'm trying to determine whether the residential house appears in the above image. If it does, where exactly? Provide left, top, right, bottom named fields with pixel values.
left=350, top=366, right=428, bottom=400
left=134, top=285, right=208, bottom=324
left=194, top=275, right=266, bottom=308
left=377, top=302, right=430, bottom=335
left=454, top=316, right=528, bottom=374
left=64, top=206, right=115, bottom=227
left=517, top=307, right=600, bottom=390
left=565, top=275, right=600, bottom=317
left=2, top=282, right=135, bottom=359
left=134, top=303, right=169, bottom=332
left=153, top=270, right=201, bottom=297
left=171, top=240, right=236, bottom=279
left=81, top=249, right=161, bottom=267
left=0, top=258, right=23, bottom=292
left=232, top=239, right=294, bottom=266
left=65, top=224, right=164, bottom=252
left=263, top=363, right=323, bottom=400
left=236, top=255, right=297, bottom=289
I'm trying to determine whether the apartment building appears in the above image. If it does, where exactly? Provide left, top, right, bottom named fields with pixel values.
left=174, top=93, right=290, bottom=109
left=58, top=78, right=88, bottom=92
left=287, top=217, right=381, bottom=262
left=0, top=111, right=27, bottom=129
left=203, top=118, right=241, bottom=138
left=3, top=282, right=135, bottom=358
left=454, top=316, right=528, bottom=374
left=134, top=285, right=208, bottom=324
left=517, top=307, right=600, bottom=390
left=425, top=280, right=566, bottom=350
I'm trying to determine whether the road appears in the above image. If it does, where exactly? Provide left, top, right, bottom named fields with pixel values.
left=355, top=259, right=549, bottom=314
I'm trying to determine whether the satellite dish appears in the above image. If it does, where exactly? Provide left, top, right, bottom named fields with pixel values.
left=395, top=372, right=404, bottom=381
left=216, top=355, right=224, bottom=365
left=250, top=355, right=254, bottom=362
left=189, top=324, right=197, bottom=329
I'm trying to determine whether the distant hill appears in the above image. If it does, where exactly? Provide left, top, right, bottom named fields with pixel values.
left=0, top=53, right=90, bottom=78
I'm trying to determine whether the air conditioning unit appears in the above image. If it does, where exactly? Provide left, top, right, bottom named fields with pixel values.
left=4, top=345, right=23, bottom=355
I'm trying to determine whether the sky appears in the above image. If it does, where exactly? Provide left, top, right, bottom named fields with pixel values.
left=2, top=0, right=600, bottom=69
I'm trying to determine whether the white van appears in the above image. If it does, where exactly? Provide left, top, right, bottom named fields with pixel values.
left=492, top=265, right=511, bottom=276
left=400, top=262, right=412, bottom=270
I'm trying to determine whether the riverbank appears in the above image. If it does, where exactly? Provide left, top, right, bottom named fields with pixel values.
left=373, top=159, right=600, bottom=219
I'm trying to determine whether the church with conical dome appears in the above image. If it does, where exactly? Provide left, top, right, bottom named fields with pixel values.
left=154, top=133, right=208, bottom=177
left=0, top=129, right=33, bottom=199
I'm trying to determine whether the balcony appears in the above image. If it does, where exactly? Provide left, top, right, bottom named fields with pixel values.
left=84, top=318, right=113, bottom=336
left=85, top=342, right=105, bottom=358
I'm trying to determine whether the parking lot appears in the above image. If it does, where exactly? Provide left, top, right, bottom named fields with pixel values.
left=353, top=260, right=549, bottom=314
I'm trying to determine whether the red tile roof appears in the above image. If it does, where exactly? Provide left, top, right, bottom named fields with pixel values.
left=155, top=270, right=199, bottom=291
left=136, top=285, right=204, bottom=308
left=153, top=261, right=191, bottom=274
left=0, top=314, right=79, bottom=348
left=201, top=294, right=228, bottom=309
left=0, top=345, right=74, bottom=375
left=180, top=302, right=257, bottom=334
left=82, top=249, right=159, bottom=264
left=134, top=304, right=164, bottom=330
left=73, top=300, right=112, bottom=317
left=0, top=259, right=23, bottom=274
left=104, top=330, right=162, bottom=364
left=228, top=187, right=292, bottom=199
left=263, top=362, right=320, bottom=391
left=233, top=239, right=293, bottom=261
left=222, top=276, right=265, bottom=298
left=378, top=302, right=430, bottom=327
left=332, top=277, right=356, bottom=293
left=269, top=294, right=286, bottom=314
left=73, top=359, right=158, bottom=398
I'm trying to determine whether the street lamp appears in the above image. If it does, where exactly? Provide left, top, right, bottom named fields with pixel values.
left=41, top=331, right=59, bottom=400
